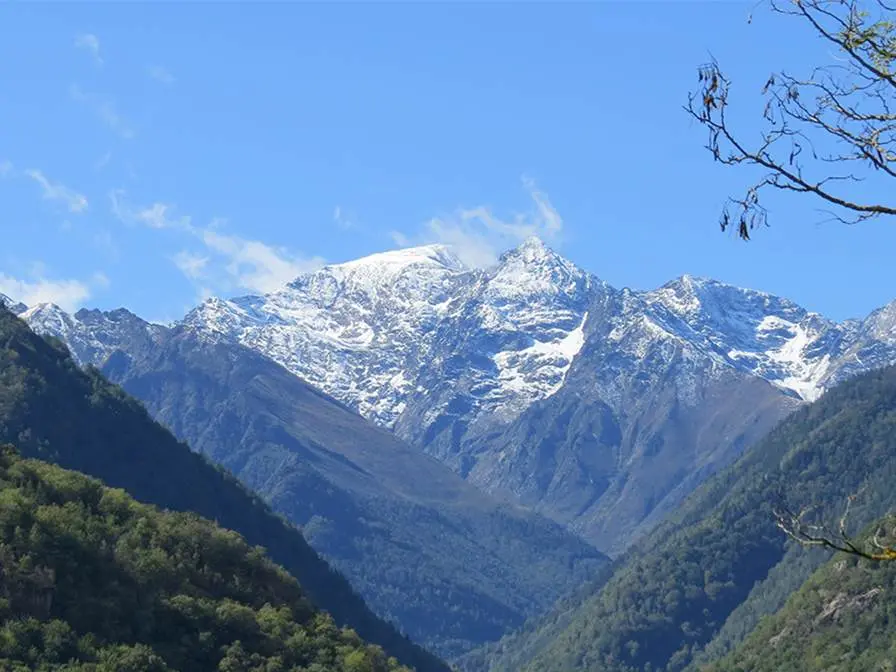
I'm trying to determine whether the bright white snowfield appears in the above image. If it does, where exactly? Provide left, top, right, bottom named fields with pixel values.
left=10, top=236, right=896, bottom=433
left=180, top=236, right=595, bottom=427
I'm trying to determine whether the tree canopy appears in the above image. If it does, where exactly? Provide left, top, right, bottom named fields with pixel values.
left=0, top=444, right=409, bottom=672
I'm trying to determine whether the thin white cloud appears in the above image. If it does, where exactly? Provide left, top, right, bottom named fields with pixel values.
left=0, top=272, right=93, bottom=312
left=70, top=84, right=134, bottom=139
left=137, top=203, right=187, bottom=229
left=390, top=177, right=565, bottom=268
left=333, top=205, right=358, bottom=230
left=172, top=250, right=209, bottom=279
left=111, top=191, right=323, bottom=295
left=147, top=65, right=175, bottom=84
left=91, top=271, right=111, bottom=289
left=199, top=228, right=325, bottom=294
left=75, top=33, right=103, bottom=65
left=25, top=169, right=88, bottom=213
left=0, top=160, right=12, bottom=177
left=523, top=175, right=563, bottom=236
left=110, top=191, right=189, bottom=229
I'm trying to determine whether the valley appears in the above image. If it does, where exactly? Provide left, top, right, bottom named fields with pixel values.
left=6, top=234, right=896, bottom=669
left=3, top=2, right=894, bottom=668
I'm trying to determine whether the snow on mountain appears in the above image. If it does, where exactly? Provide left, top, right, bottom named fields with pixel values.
left=14, top=238, right=896, bottom=466
left=182, top=243, right=472, bottom=425
left=180, top=237, right=601, bottom=446
left=641, top=276, right=895, bottom=402
left=19, top=303, right=167, bottom=366
left=0, top=294, right=27, bottom=315
left=14, top=239, right=896, bottom=554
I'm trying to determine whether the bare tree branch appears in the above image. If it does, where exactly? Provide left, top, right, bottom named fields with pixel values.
left=773, top=491, right=896, bottom=561
left=687, top=0, right=896, bottom=239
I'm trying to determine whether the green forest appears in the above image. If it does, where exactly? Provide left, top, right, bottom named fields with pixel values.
left=0, top=443, right=407, bottom=671
left=476, top=364, right=896, bottom=672
left=707, top=515, right=896, bottom=672
left=0, top=304, right=447, bottom=672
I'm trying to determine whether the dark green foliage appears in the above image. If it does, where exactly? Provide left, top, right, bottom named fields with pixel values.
left=708, top=515, right=896, bottom=672
left=0, top=445, right=407, bottom=671
left=100, top=327, right=608, bottom=659
left=483, top=364, right=896, bottom=672
left=0, top=306, right=448, bottom=672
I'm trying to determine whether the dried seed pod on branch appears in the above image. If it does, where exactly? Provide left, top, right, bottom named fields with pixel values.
left=687, top=0, right=896, bottom=239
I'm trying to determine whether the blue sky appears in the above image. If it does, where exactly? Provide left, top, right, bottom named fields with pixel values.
left=1, top=1, right=894, bottom=323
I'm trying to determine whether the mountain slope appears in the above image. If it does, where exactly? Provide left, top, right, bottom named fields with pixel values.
left=479, top=363, right=896, bottom=672
left=181, top=243, right=472, bottom=427
left=170, top=239, right=896, bottom=556
left=456, top=286, right=800, bottom=553
left=0, top=304, right=448, bottom=672
left=0, top=445, right=408, bottom=672
left=707, top=515, right=896, bottom=672
left=181, top=237, right=597, bottom=452
left=98, top=325, right=609, bottom=659
left=17, top=240, right=896, bottom=560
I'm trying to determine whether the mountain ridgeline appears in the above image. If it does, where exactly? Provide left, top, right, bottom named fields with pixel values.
left=97, top=325, right=609, bottom=659
left=0, top=445, right=409, bottom=672
left=9, top=237, right=896, bottom=670
left=0, top=305, right=448, bottom=672
left=20, top=238, right=896, bottom=558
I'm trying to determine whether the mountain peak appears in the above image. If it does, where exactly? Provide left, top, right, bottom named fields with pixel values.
left=0, top=293, right=27, bottom=315
left=519, top=234, right=548, bottom=250
left=331, top=243, right=468, bottom=275
left=503, top=235, right=557, bottom=263
left=495, top=236, right=582, bottom=277
left=21, top=302, right=67, bottom=319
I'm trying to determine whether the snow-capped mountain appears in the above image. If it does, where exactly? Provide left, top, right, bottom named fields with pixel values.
left=182, top=243, right=470, bottom=425
left=643, top=276, right=846, bottom=401
left=0, top=293, right=27, bottom=315
left=175, top=239, right=896, bottom=449
left=181, top=236, right=597, bottom=439
left=14, top=303, right=167, bottom=366
left=10, top=237, right=896, bottom=553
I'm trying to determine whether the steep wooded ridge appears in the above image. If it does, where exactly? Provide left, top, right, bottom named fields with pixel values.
left=98, top=326, right=609, bottom=658
left=478, top=364, right=896, bottom=672
left=17, top=238, right=896, bottom=557
left=0, top=445, right=409, bottom=672
left=0, top=306, right=448, bottom=672
left=707, top=514, right=896, bottom=672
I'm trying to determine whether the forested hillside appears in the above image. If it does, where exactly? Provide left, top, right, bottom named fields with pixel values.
left=99, top=325, right=608, bottom=659
left=0, top=445, right=407, bottom=671
left=708, top=515, right=896, bottom=672
left=479, top=364, right=896, bottom=672
left=0, top=304, right=448, bottom=672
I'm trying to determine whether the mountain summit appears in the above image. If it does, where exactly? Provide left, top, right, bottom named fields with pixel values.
left=17, top=240, right=896, bottom=554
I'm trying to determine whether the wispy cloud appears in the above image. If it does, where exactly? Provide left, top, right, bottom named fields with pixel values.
left=147, top=65, right=175, bottom=85
left=25, top=169, right=88, bottom=213
left=0, top=160, right=12, bottom=177
left=110, top=191, right=189, bottom=229
left=70, top=84, right=134, bottom=139
left=390, top=177, right=565, bottom=267
left=0, top=266, right=103, bottom=312
left=74, top=33, right=102, bottom=66
left=171, top=250, right=209, bottom=279
left=111, top=191, right=324, bottom=295
left=198, top=227, right=325, bottom=294
left=333, top=205, right=358, bottom=230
